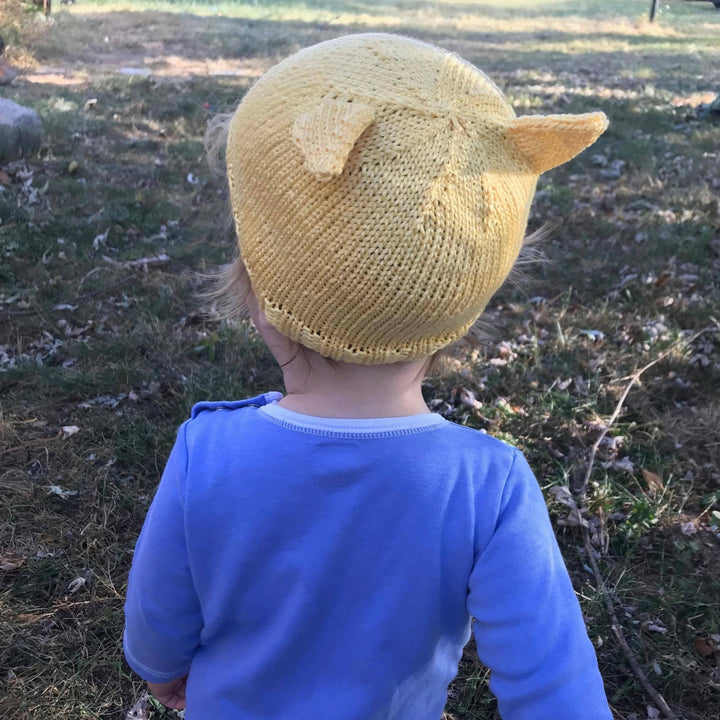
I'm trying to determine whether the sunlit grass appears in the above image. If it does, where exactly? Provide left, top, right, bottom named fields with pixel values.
left=66, top=0, right=720, bottom=39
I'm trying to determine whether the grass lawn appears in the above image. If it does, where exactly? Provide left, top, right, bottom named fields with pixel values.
left=1, top=0, right=719, bottom=718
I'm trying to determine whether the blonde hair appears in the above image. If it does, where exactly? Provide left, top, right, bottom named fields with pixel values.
left=203, top=112, right=253, bottom=320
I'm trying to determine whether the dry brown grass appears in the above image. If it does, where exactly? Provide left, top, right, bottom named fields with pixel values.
left=0, top=1, right=49, bottom=69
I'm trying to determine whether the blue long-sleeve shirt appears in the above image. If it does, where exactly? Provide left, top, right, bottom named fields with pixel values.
left=124, top=392, right=611, bottom=719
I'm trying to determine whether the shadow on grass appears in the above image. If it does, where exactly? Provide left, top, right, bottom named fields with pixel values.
left=68, top=0, right=720, bottom=21
left=23, top=10, right=720, bottom=104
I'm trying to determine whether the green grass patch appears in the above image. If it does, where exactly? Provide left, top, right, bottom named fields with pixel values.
left=1, top=1, right=719, bottom=719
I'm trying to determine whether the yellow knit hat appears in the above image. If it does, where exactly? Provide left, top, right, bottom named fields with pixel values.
left=226, top=33, right=607, bottom=364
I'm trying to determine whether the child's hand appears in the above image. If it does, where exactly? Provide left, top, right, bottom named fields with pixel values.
left=147, top=675, right=188, bottom=710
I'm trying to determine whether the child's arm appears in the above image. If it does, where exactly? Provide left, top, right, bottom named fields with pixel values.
left=123, top=422, right=203, bottom=693
left=467, top=450, right=612, bottom=720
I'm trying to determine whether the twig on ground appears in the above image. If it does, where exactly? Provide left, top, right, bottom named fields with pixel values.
left=1, top=427, right=77, bottom=455
left=102, top=253, right=170, bottom=271
left=76, top=266, right=109, bottom=295
left=573, top=330, right=718, bottom=720
left=1, top=436, right=64, bottom=455
left=0, top=275, right=129, bottom=316
left=576, top=328, right=710, bottom=495
left=581, top=527, right=678, bottom=720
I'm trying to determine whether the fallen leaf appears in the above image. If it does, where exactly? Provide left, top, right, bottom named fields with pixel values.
left=693, top=635, right=715, bottom=658
left=125, top=691, right=150, bottom=720
left=67, top=576, right=86, bottom=593
left=601, top=435, right=625, bottom=452
left=603, top=456, right=635, bottom=473
left=0, top=556, right=26, bottom=571
left=642, top=468, right=665, bottom=495
left=694, top=635, right=714, bottom=659
left=78, top=393, right=126, bottom=409
left=92, top=228, right=110, bottom=251
left=643, top=621, right=668, bottom=634
left=563, top=507, right=589, bottom=528
left=549, top=485, right=576, bottom=507
left=549, top=486, right=589, bottom=528
left=46, top=485, right=78, bottom=499
left=458, top=387, right=481, bottom=410
left=579, top=329, right=605, bottom=342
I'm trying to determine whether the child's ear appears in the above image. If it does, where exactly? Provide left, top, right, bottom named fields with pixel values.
left=292, top=99, right=375, bottom=181
left=506, top=112, right=608, bottom=174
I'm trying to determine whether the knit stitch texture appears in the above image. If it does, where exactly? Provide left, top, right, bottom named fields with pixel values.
left=226, top=34, right=607, bottom=363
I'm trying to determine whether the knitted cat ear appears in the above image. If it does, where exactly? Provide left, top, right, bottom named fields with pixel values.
left=292, top=99, right=375, bottom=181
left=506, top=112, right=608, bottom=174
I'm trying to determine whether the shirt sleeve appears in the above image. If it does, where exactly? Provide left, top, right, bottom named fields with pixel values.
left=467, top=450, right=612, bottom=720
left=123, top=421, right=203, bottom=683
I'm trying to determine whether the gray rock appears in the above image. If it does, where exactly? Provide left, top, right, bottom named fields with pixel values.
left=0, top=98, right=43, bottom=161
left=0, top=64, right=19, bottom=85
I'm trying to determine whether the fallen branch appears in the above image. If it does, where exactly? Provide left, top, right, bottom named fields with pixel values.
left=573, top=330, right=718, bottom=720
left=581, top=526, right=678, bottom=719
left=1, top=427, right=78, bottom=456
left=576, top=328, right=710, bottom=495
left=76, top=266, right=109, bottom=295
left=1, top=436, right=62, bottom=456
left=102, top=253, right=170, bottom=271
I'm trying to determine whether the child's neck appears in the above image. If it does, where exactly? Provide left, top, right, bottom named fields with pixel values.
left=277, top=354, right=430, bottom=419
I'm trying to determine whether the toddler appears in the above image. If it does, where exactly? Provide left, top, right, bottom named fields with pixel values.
left=124, top=33, right=612, bottom=720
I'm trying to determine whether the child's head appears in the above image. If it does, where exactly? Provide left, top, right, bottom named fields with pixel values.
left=211, top=33, right=606, bottom=366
